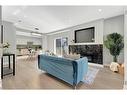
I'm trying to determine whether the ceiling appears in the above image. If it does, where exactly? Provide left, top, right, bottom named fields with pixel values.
left=2, top=6, right=126, bottom=33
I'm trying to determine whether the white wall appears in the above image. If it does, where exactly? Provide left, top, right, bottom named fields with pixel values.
left=0, top=6, right=2, bottom=88
left=42, top=35, right=48, bottom=52
left=103, top=15, right=124, bottom=64
left=0, top=6, right=1, bottom=44
left=47, top=19, right=104, bottom=52
left=16, top=35, right=42, bottom=45
left=124, top=10, right=127, bottom=89
left=3, top=21, right=16, bottom=54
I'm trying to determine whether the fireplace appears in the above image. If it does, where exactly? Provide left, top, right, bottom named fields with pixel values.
left=69, top=44, right=103, bottom=65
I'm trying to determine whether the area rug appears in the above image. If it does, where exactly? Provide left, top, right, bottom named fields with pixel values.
left=83, top=67, right=100, bottom=85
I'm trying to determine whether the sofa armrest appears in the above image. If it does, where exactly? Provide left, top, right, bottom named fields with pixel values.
left=38, top=55, right=40, bottom=69
left=74, top=57, right=88, bottom=84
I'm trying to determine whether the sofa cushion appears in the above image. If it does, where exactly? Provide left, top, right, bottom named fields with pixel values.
left=63, top=54, right=80, bottom=60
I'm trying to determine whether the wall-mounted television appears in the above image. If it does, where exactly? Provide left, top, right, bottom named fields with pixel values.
left=75, top=27, right=95, bottom=43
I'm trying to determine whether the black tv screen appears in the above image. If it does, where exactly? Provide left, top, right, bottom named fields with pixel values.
left=75, top=27, right=95, bottom=43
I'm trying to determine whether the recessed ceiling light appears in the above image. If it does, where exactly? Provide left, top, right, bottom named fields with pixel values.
left=98, top=9, right=102, bottom=12
left=13, top=9, right=20, bottom=15
left=35, top=28, right=39, bottom=30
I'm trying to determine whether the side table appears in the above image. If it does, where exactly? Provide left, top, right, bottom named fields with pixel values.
left=1, top=53, right=15, bottom=79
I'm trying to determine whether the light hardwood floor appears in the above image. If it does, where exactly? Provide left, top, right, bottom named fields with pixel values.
left=2, top=56, right=124, bottom=89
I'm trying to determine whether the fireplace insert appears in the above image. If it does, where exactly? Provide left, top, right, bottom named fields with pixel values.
left=69, top=45, right=103, bottom=64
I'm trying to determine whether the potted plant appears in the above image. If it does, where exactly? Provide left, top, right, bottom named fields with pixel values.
left=104, top=33, right=124, bottom=72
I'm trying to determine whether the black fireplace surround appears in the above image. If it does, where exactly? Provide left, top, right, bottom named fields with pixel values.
left=69, top=45, right=103, bottom=65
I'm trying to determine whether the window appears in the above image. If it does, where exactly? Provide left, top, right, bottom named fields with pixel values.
left=54, top=37, right=68, bottom=57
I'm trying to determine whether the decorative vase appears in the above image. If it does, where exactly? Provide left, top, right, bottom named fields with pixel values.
left=110, top=62, right=119, bottom=72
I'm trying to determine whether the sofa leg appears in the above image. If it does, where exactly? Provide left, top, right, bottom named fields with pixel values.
left=73, top=84, right=77, bottom=89
left=74, top=86, right=76, bottom=89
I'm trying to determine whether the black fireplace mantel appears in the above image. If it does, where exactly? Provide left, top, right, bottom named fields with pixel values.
left=69, top=44, right=103, bottom=65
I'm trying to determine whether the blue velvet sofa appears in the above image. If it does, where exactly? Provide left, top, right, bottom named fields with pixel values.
left=38, top=54, right=88, bottom=88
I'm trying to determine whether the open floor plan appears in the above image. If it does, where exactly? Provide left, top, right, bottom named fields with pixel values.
left=0, top=6, right=126, bottom=89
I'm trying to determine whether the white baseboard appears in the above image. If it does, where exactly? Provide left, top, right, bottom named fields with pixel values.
left=88, top=62, right=103, bottom=68
left=123, top=81, right=127, bottom=89
left=123, top=85, right=127, bottom=90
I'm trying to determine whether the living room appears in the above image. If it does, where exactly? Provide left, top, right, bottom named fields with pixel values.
left=0, top=6, right=126, bottom=89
